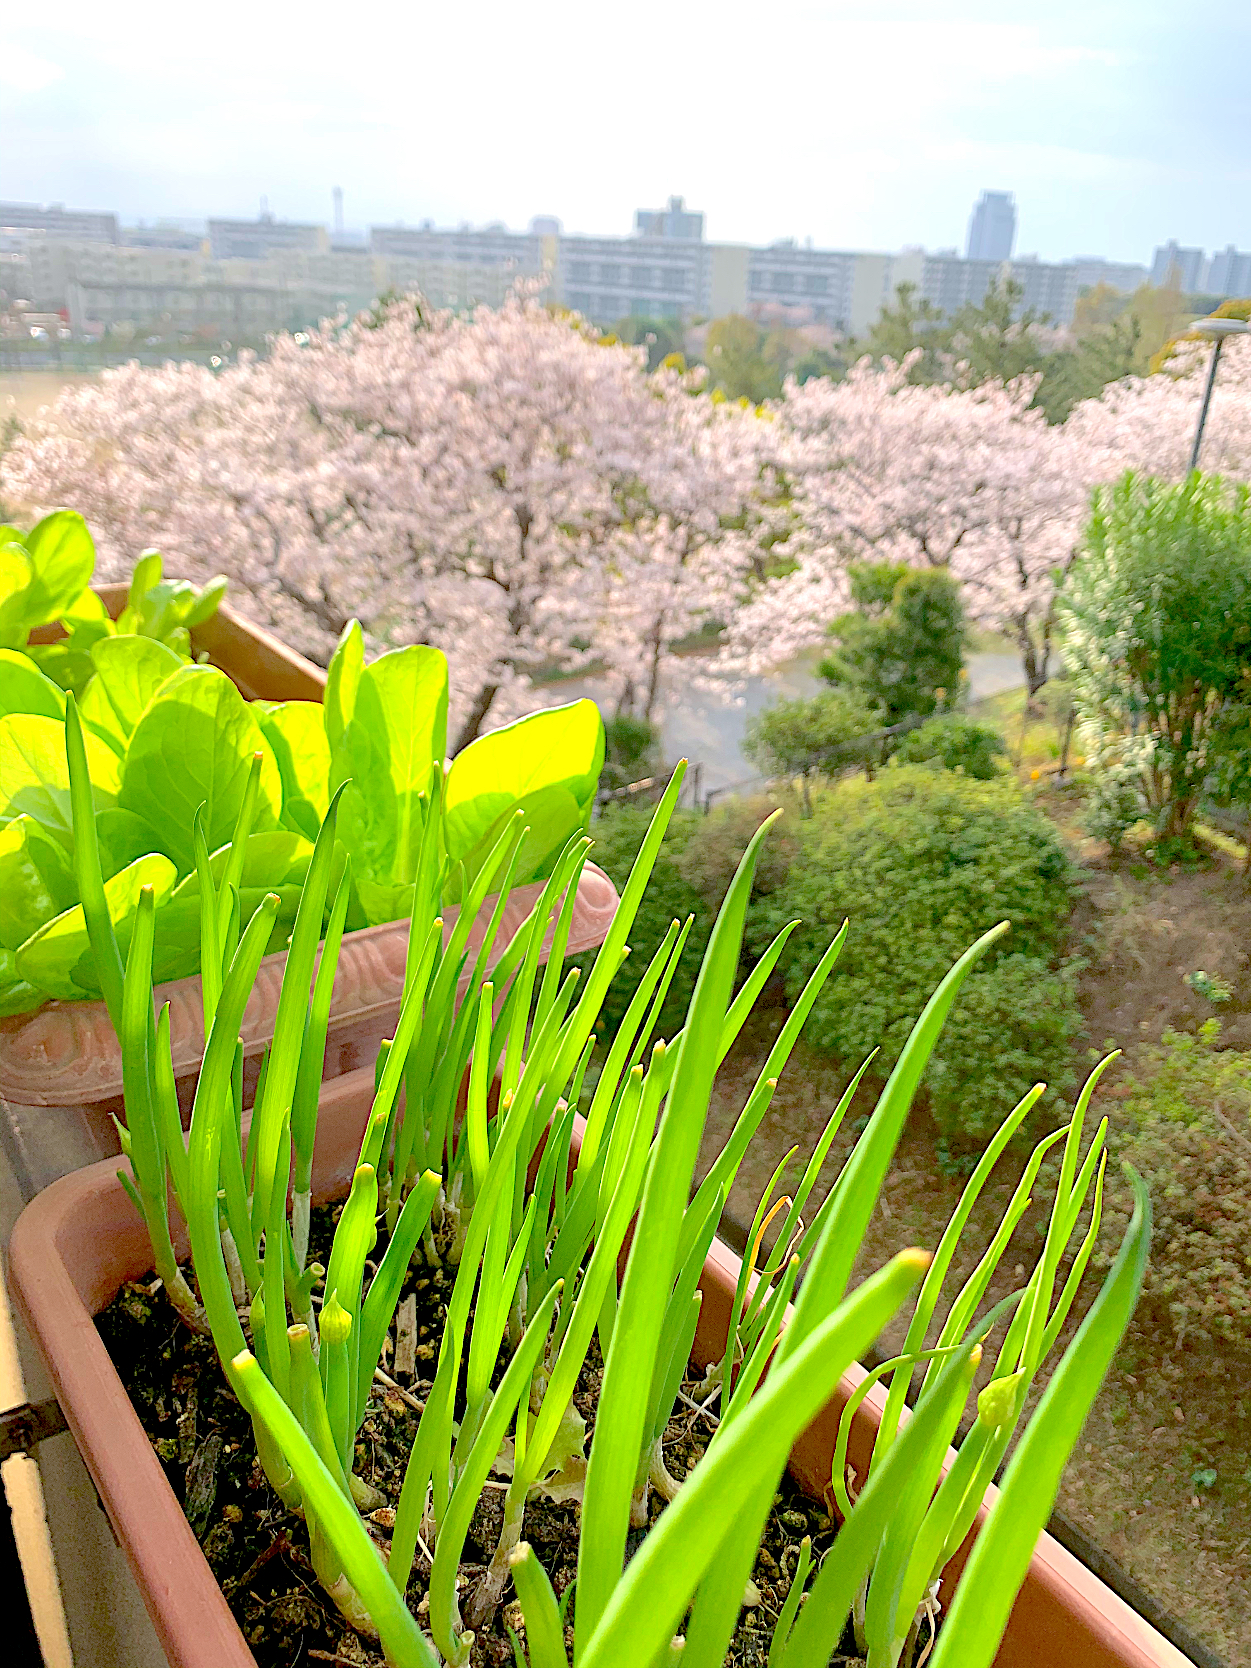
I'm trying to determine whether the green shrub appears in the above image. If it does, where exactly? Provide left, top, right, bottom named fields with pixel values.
left=819, top=562, right=967, bottom=726
left=749, top=766, right=1080, bottom=1148
left=743, top=689, right=876, bottom=779
left=600, top=713, right=662, bottom=793
left=1106, top=1023, right=1251, bottom=1350
left=589, top=771, right=1081, bottom=1153
left=1059, top=471, right=1251, bottom=844
left=889, top=713, right=1006, bottom=779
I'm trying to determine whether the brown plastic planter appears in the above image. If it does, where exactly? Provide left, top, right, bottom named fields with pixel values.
left=26, top=582, right=330, bottom=703
left=8, top=1072, right=1188, bottom=1668
left=2, top=585, right=618, bottom=1181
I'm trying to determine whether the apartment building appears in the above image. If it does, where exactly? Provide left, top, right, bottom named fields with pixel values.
left=25, top=241, right=207, bottom=310
left=887, top=249, right=1079, bottom=325
left=122, top=225, right=206, bottom=251
left=370, top=220, right=551, bottom=273
left=0, top=202, right=118, bottom=243
left=557, top=233, right=703, bottom=323
left=1208, top=245, right=1251, bottom=298
left=1070, top=258, right=1150, bottom=294
left=1150, top=241, right=1208, bottom=291
left=65, top=279, right=307, bottom=337
left=208, top=215, right=327, bottom=260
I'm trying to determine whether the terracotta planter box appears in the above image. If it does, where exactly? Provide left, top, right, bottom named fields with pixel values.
left=8, top=1071, right=1187, bottom=1668
left=2, top=585, right=618, bottom=1185
left=0, top=866, right=620, bottom=1112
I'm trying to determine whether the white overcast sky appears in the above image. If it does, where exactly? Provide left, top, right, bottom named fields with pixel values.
left=2, top=0, right=1245, bottom=264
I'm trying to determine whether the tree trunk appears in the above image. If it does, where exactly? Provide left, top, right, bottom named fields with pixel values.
left=454, top=683, right=500, bottom=753
left=1015, top=617, right=1050, bottom=699
left=643, top=639, right=665, bottom=723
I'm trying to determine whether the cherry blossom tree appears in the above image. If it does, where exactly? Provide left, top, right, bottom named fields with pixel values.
left=721, top=355, right=1122, bottom=694
left=9, top=305, right=1251, bottom=729
left=592, top=364, right=780, bottom=722
left=2, top=293, right=773, bottom=746
left=1064, top=330, right=1251, bottom=483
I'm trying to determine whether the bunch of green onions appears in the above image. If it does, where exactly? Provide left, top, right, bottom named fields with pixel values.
left=70, top=698, right=1148, bottom=1668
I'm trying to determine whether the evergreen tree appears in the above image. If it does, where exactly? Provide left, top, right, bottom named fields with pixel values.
left=819, top=562, right=967, bottom=726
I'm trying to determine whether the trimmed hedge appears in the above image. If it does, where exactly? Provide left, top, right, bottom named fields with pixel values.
left=586, top=767, right=1081, bottom=1151
left=750, top=767, right=1079, bottom=1148
left=890, top=714, right=1006, bottom=780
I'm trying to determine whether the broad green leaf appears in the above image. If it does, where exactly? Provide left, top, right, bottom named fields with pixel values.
left=0, top=650, right=66, bottom=720
left=0, top=713, right=119, bottom=835
left=333, top=646, right=447, bottom=889
left=324, top=618, right=363, bottom=757
left=16, top=852, right=177, bottom=1000
left=120, top=666, right=282, bottom=870
left=354, top=876, right=414, bottom=928
left=27, top=605, right=116, bottom=695
left=79, top=635, right=183, bottom=754
left=116, top=558, right=224, bottom=644
left=0, top=512, right=95, bottom=644
left=445, top=698, right=605, bottom=890
left=60, top=586, right=111, bottom=629
left=183, top=575, right=228, bottom=630
left=0, top=545, right=33, bottom=648
left=95, top=807, right=166, bottom=878
left=124, top=551, right=164, bottom=619
left=256, top=699, right=330, bottom=840
left=152, top=830, right=316, bottom=981
left=0, top=947, right=43, bottom=1017
left=0, top=817, right=76, bottom=951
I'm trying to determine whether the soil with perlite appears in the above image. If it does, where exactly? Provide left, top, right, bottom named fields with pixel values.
left=97, top=1204, right=859, bottom=1668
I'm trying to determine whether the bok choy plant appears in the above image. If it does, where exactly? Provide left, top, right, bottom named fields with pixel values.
left=2, top=605, right=603, bottom=1016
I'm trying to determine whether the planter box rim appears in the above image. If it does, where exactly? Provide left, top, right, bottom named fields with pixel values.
left=8, top=1071, right=1189, bottom=1668
left=0, top=863, right=619, bottom=1108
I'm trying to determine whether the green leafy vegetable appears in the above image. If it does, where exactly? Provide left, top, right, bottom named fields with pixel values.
left=79, top=635, right=184, bottom=754
left=17, top=851, right=178, bottom=999
left=0, top=711, right=120, bottom=835
left=256, top=700, right=331, bottom=840
left=120, top=666, right=282, bottom=870
left=152, top=829, right=317, bottom=981
left=0, top=650, right=67, bottom=720
left=331, top=646, right=446, bottom=912
left=0, top=511, right=95, bottom=648
left=0, top=817, right=78, bottom=1014
left=445, top=698, right=604, bottom=892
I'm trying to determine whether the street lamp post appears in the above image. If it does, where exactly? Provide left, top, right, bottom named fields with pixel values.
left=1188, top=316, right=1251, bottom=473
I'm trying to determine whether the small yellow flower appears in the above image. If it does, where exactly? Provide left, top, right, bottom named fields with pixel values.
left=1030, top=768, right=1040, bottom=780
